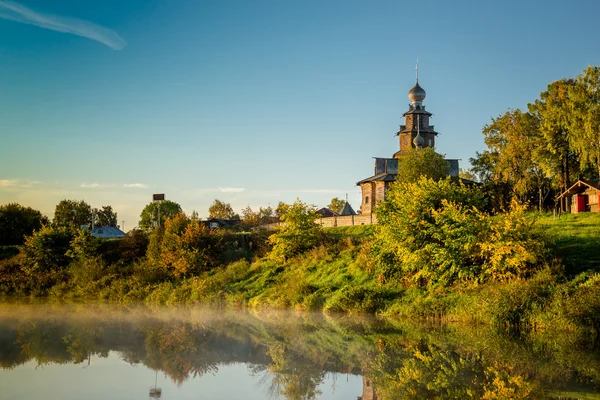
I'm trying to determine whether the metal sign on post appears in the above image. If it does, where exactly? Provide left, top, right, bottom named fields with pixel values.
left=152, top=194, right=165, bottom=227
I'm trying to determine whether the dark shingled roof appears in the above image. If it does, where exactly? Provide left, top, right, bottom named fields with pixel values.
left=339, top=202, right=356, bottom=216
left=356, top=173, right=396, bottom=185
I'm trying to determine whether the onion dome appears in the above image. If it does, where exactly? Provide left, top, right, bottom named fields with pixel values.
left=408, top=82, right=426, bottom=103
left=413, top=133, right=425, bottom=149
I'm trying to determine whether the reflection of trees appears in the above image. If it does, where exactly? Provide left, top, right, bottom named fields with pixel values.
left=144, top=324, right=219, bottom=384
left=266, top=342, right=324, bottom=400
left=0, top=306, right=600, bottom=399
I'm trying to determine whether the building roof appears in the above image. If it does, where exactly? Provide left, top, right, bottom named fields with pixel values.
left=557, top=179, right=600, bottom=199
left=204, top=218, right=241, bottom=227
left=316, top=207, right=339, bottom=217
left=91, top=226, right=126, bottom=239
left=339, top=202, right=357, bottom=216
left=356, top=173, right=397, bottom=185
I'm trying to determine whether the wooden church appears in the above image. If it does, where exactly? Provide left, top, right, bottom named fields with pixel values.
left=357, top=69, right=459, bottom=215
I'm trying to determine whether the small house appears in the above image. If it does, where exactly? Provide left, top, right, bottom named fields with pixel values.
left=92, top=226, right=126, bottom=239
left=203, top=218, right=241, bottom=229
left=557, top=179, right=600, bottom=213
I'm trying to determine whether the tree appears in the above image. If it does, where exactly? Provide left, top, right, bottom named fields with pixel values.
left=396, top=147, right=450, bottom=183
left=374, top=177, right=546, bottom=286
left=481, top=109, right=551, bottom=208
left=20, top=225, right=75, bottom=274
left=568, top=66, right=600, bottom=179
left=94, top=206, right=117, bottom=227
left=0, top=203, right=48, bottom=245
left=53, top=200, right=92, bottom=229
left=328, top=197, right=345, bottom=214
left=148, top=213, right=226, bottom=277
left=458, top=168, right=478, bottom=182
left=528, top=78, right=580, bottom=211
left=139, top=200, right=182, bottom=231
left=268, top=199, right=323, bottom=263
left=208, top=199, right=239, bottom=220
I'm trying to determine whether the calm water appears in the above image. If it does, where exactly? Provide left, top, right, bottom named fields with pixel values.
left=0, top=303, right=599, bottom=399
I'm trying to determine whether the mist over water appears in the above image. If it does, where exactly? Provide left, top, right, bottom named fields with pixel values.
left=0, top=303, right=599, bottom=399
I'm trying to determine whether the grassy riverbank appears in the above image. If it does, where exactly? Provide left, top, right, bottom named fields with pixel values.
left=1, top=211, right=599, bottom=335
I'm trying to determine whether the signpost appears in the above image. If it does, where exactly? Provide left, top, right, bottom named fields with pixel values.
left=153, top=194, right=165, bottom=227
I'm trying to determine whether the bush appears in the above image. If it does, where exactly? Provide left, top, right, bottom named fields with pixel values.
left=20, top=225, right=74, bottom=274
left=268, top=199, right=323, bottom=263
left=374, top=178, right=548, bottom=287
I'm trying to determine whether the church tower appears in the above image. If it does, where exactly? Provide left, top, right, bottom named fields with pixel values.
left=393, top=66, right=438, bottom=157
left=357, top=68, right=459, bottom=215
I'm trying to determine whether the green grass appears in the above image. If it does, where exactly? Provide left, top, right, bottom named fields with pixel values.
left=534, top=212, right=600, bottom=274
left=323, top=224, right=375, bottom=239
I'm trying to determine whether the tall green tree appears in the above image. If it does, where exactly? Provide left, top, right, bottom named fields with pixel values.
left=208, top=199, right=239, bottom=220
left=528, top=78, right=580, bottom=210
left=0, top=203, right=48, bottom=245
left=396, top=147, right=450, bottom=183
left=139, top=200, right=182, bottom=231
left=94, top=206, right=118, bottom=227
left=327, top=197, right=345, bottom=214
left=568, top=66, right=600, bottom=179
left=53, top=200, right=92, bottom=229
left=481, top=109, right=550, bottom=208
left=268, top=199, right=322, bottom=263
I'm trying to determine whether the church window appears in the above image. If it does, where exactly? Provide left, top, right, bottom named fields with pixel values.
left=365, top=196, right=369, bottom=204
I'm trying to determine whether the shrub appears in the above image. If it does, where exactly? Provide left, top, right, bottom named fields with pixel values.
left=374, top=178, right=548, bottom=287
left=268, top=199, right=323, bottom=263
left=20, top=225, right=74, bottom=274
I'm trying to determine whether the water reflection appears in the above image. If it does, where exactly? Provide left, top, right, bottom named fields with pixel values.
left=0, top=303, right=599, bottom=399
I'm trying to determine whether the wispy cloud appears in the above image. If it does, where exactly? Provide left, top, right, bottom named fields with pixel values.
left=0, top=179, right=41, bottom=188
left=80, top=182, right=100, bottom=188
left=0, top=179, right=17, bottom=188
left=219, top=187, right=245, bottom=193
left=0, top=1, right=126, bottom=50
left=124, top=183, right=148, bottom=189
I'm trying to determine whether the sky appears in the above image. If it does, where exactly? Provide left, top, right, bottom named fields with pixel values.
left=1, top=0, right=600, bottom=229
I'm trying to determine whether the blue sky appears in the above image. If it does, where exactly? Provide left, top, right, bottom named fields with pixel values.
left=1, top=0, right=599, bottom=228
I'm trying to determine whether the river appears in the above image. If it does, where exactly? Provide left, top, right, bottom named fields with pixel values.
left=0, top=303, right=599, bottom=399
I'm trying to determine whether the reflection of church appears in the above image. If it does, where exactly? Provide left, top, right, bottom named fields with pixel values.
left=357, top=376, right=378, bottom=400
left=357, top=69, right=459, bottom=214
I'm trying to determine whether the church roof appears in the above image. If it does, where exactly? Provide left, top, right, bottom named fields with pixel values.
left=339, top=202, right=357, bottom=216
left=356, top=173, right=396, bottom=185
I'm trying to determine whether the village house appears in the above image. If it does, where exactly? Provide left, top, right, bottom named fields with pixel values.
left=557, top=179, right=600, bottom=213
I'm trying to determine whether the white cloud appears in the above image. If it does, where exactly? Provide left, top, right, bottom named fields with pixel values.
left=0, top=179, right=17, bottom=188
left=219, top=187, right=245, bottom=193
left=80, top=182, right=100, bottom=188
left=0, top=179, right=41, bottom=188
left=0, top=1, right=126, bottom=50
left=124, top=183, right=148, bottom=189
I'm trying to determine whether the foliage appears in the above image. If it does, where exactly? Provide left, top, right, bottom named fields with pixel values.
left=481, top=109, right=550, bottom=208
left=374, top=178, right=546, bottom=286
left=0, top=203, right=48, bottom=245
left=241, top=205, right=276, bottom=229
left=53, top=199, right=92, bottom=229
left=327, top=197, right=345, bottom=214
left=396, top=147, right=450, bottom=183
left=94, top=205, right=118, bottom=227
left=568, top=65, right=600, bottom=178
left=66, top=229, right=101, bottom=260
left=208, top=199, right=239, bottom=220
left=139, top=200, right=182, bottom=231
left=268, top=199, right=323, bottom=263
left=20, top=225, right=75, bottom=274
